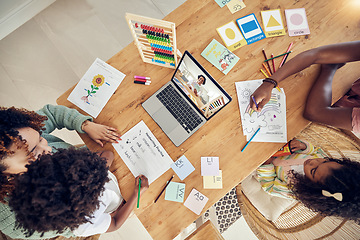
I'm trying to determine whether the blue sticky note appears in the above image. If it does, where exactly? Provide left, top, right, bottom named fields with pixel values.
left=214, top=0, right=232, bottom=8
left=236, top=13, right=266, bottom=44
left=165, top=182, right=186, bottom=202
left=171, top=155, right=195, bottom=180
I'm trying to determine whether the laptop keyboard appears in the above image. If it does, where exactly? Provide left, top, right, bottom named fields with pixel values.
left=156, top=84, right=204, bottom=132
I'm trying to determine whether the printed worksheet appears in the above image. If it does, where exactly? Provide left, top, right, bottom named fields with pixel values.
left=68, top=58, right=125, bottom=118
left=235, top=80, right=287, bottom=142
left=112, top=121, right=173, bottom=184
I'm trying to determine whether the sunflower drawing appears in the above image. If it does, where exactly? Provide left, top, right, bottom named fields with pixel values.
left=81, top=74, right=105, bottom=104
left=92, top=74, right=105, bottom=87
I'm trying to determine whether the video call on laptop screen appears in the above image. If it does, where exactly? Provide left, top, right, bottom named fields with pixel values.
left=172, top=51, right=231, bottom=119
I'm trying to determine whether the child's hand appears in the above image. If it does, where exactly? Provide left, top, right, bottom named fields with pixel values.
left=135, top=175, right=149, bottom=196
left=289, top=139, right=307, bottom=152
left=250, top=82, right=274, bottom=112
left=81, top=120, right=121, bottom=147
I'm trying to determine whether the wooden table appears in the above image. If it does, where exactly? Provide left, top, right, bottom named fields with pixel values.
left=57, top=0, right=360, bottom=239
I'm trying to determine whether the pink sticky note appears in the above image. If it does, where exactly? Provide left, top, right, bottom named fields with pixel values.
left=184, top=188, right=209, bottom=215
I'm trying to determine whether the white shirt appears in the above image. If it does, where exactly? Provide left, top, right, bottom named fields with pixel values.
left=73, top=171, right=123, bottom=236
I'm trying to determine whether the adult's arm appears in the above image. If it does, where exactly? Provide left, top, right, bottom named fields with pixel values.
left=251, top=41, right=360, bottom=111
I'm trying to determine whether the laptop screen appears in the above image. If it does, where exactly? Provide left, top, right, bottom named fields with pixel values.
left=171, top=51, right=232, bottom=119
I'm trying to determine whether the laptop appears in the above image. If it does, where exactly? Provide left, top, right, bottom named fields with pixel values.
left=142, top=51, right=232, bottom=146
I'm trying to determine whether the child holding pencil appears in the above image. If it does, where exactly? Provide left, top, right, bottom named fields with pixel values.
left=8, top=148, right=149, bottom=238
left=250, top=41, right=360, bottom=134
left=257, top=139, right=360, bottom=223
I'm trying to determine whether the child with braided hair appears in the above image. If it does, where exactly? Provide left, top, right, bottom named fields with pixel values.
left=257, top=139, right=360, bottom=223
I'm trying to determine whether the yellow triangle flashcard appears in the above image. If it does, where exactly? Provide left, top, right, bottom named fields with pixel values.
left=216, top=21, right=247, bottom=51
left=261, top=9, right=286, bottom=38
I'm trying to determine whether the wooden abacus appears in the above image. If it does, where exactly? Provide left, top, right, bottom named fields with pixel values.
left=125, top=13, right=180, bottom=69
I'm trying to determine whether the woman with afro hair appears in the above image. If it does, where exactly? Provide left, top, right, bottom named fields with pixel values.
left=256, top=139, right=360, bottom=223
left=9, top=148, right=148, bottom=238
left=0, top=104, right=121, bottom=239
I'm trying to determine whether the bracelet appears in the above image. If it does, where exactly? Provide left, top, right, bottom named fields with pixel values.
left=263, top=78, right=278, bottom=88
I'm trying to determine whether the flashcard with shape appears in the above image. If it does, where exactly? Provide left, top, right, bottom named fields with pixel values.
left=201, top=157, right=220, bottom=176
left=203, top=170, right=223, bottom=189
left=285, top=8, right=310, bottom=36
left=261, top=9, right=286, bottom=38
left=236, top=13, right=266, bottom=45
left=171, top=155, right=195, bottom=180
left=165, top=182, right=186, bottom=203
left=226, top=0, right=246, bottom=14
left=184, top=189, right=209, bottom=215
left=217, top=21, right=247, bottom=51
left=214, top=0, right=231, bottom=8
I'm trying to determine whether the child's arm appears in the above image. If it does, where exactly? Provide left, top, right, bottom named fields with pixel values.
left=251, top=41, right=360, bottom=111
left=38, top=104, right=121, bottom=147
left=106, top=175, right=149, bottom=233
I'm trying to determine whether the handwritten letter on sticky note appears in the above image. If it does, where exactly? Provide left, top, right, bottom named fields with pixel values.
left=165, top=182, right=186, bottom=203
left=171, top=155, right=195, bottom=180
left=184, top=189, right=209, bottom=215
left=201, top=157, right=220, bottom=176
left=203, top=170, right=223, bottom=189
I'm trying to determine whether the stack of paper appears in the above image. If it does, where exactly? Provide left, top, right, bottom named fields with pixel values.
left=201, top=157, right=223, bottom=189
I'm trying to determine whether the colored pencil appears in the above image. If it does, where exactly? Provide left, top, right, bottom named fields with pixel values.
left=264, top=51, right=292, bottom=62
left=281, top=54, right=289, bottom=67
left=154, top=175, right=174, bottom=203
left=241, top=127, right=261, bottom=152
left=260, top=69, right=269, bottom=78
left=251, top=96, right=259, bottom=109
left=271, top=54, right=276, bottom=73
left=279, top=42, right=293, bottom=68
left=135, top=75, right=150, bottom=80
left=137, top=178, right=141, bottom=208
left=262, top=63, right=271, bottom=76
left=262, top=49, right=273, bottom=75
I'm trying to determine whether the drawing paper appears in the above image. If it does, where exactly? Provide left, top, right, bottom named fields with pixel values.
left=201, top=39, right=239, bottom=75
left=171, top=155, right=195, bottom=180
left=285, top=8, right=310, bottom=36
left=201, top=157, right=220, bottom=176
left=68, top=58, right=125, bottom=118
left=261, top=9, right=286, bottom=38
left=165, top=182, right=186, bottom=202
left=235, top=80, right=287, bottom=143
left=184, top=188, right=209, bottom=215
left=203, top=170, right=223, bottom=189
left=112, top=121, right=173, bottom=184
left=236, top=13, right=266, bottom=44
left=217, top=21, right=247, bottom=51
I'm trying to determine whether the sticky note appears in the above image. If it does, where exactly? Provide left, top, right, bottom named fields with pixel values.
left=226, top=0, right=246, bottom=14
left=214, top=0, right=232, bottom=8
left=203, top=170, right=223, bottom=189
left=285, top=8, right=310, bottom=36
left=261, top=9, right=286, bottom=38
left=165, top=182, right=186, bottom=202
left=171, top=155, right=195, bottom=180
left=236, top=13, right=266, bottom=44
left=184, top=188, right=209, bottom=215
left=217, top=21, right=247, bottom=51
left=201, top=157, right=220, bottom=176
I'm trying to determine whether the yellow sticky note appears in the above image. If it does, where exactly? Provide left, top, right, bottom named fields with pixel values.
left=203, top=170, right=223, bottom=189
left=227, top=0, right=246, bottom=14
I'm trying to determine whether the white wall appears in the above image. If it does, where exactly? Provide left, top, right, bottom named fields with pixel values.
left=0, top=0, right=55, bottom=40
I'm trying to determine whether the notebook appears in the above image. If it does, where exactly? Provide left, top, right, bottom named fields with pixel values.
left=142, top=51, right=232, bottom=146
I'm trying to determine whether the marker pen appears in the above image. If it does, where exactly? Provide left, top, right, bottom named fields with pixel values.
left=134, top=80, right=150, bottom=85
left=134, top=75, right=150, bottom=80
